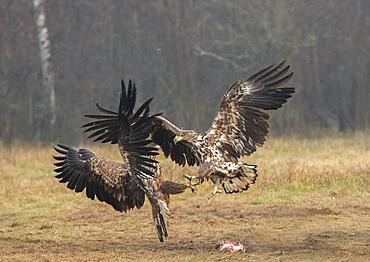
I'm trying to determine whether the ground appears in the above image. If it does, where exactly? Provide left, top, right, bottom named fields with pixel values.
left=0, top=135, right=369, bottom=261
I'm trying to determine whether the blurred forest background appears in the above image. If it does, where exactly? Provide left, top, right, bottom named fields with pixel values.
left=1, top=0, right=370, bottom=144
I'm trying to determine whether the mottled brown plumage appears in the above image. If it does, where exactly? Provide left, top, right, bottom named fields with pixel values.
left=54, top=145, right=145, bottom=212
left=81, top=62, right=294, bottom=198
left=54, top=80, right=191, bottom=242
left=151, top=61, right=294, bottom=196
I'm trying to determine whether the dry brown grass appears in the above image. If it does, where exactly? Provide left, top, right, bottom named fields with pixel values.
left=0, top=135, right=370, bottom=261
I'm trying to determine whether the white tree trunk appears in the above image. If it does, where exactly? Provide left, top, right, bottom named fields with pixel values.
left=33, top=0, right=56, bottom=128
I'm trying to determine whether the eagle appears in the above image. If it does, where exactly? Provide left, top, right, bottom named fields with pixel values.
left=84, top=61, right=295, bottom=198
left=53, top=81, right=192, bottom=242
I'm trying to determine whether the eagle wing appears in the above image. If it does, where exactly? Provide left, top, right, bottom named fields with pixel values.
left=82, top=80, right=201, bottom=167
left=53, top=145, right=146, bottom=212
left=83, top=80, right=160, bottom=180
left=54, top=80, right=160, bottom=212
left=151, top=116, right=202, bottom=166
left=204, top=60, right=295, bottom=158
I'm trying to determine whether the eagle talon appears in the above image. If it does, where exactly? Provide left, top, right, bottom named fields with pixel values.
left=183, top=174, right=201, bottom=187
left=208, top=185, right=223, bottom=200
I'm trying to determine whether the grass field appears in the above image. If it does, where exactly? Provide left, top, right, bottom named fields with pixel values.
left=1, top=135, right=370, bottom=261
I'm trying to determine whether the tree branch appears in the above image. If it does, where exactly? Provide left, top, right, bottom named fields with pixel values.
left=193, top=46, right=251, bottom=72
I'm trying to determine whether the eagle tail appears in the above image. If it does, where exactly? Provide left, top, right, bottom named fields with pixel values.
left=221, top=163, right=258, bottom=194
left=149, top=197, right=170, bottom=242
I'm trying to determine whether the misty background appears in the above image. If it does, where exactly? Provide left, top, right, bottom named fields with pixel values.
left=1, top=0, right=370, bottom=144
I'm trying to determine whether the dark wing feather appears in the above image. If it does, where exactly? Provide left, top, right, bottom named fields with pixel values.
left=83, top=80, right=158, bottom=146
left=83, top=79, right=161, bottom=185
left=53, top=145, right=145, bottom=212
left=79, top=80, right=171, bottom=242
left=56, top=80, right=163, bottom=211
left=204, top=60, right=295, bottom=158
left=83, top=81, right=201, bottom=167
left=151, top=116, right=202, bottom=166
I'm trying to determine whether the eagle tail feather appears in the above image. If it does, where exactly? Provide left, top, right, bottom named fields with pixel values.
left=221, top=164, right=258, bottom=194
left=151, top=198, right=170, bottom=242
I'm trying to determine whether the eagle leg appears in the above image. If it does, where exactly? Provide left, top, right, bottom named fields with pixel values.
left=183, top=174, right=202, bottom=187
left=189, top=185, right=196, bottom=194
left=208, top=184, right=223, bottom=200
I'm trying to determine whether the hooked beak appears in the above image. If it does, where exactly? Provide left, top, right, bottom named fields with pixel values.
left=173, top=135, right=184, bottom=145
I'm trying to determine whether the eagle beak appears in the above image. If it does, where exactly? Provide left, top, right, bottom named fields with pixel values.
left=173, top=135, right=184, bottom=145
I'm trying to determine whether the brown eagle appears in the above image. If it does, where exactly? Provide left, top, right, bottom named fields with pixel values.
left=84, top=61, right=294, bottom=198
left=53, top=81, right=191, bottom=242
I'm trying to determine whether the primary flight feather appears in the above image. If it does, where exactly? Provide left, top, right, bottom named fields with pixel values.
left=54, top=80, right=191, bottom=242
left=84, top=61, right=295, bottom=197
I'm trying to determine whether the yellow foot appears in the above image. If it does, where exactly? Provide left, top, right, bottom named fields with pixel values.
left=207, top=185, right=223, bottom=200
left=183, top=174, right=201, bottom=187
left=188, top=185, right=196, bottom=194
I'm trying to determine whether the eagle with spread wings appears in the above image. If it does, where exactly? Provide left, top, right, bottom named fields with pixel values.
left=53, top=81, right=192, bottom=242
left=84, top=61, right=294, bottom=198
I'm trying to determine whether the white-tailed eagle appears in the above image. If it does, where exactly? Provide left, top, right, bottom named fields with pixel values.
left=84, top=61, right=295, bottom=198
left=53, top=81, right=191, bottom=242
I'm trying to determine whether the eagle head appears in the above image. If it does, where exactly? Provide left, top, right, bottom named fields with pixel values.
left=173, top=135, right=184, bottom=144
left=173, top=130, right=198, bottom=145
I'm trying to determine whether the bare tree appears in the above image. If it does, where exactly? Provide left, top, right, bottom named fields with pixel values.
left=33, top=0, right=56, bottom=136
left=2, top=0, right=370, bottom=143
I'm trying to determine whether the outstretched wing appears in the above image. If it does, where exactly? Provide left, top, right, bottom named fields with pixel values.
left=204, top=60, right=295, bottom=158
left=83, top=79, right=160, bottom=181
left=82, top=80, right=201, bottom=167
left=53, top=145, right=146, bottom=212
left=151, top=116, right=202, bottom=166
left=55, top=81, right=161, bottom=211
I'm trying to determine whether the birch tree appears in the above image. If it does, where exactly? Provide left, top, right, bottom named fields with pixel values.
left=33, top=0, right=56, bottom=136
